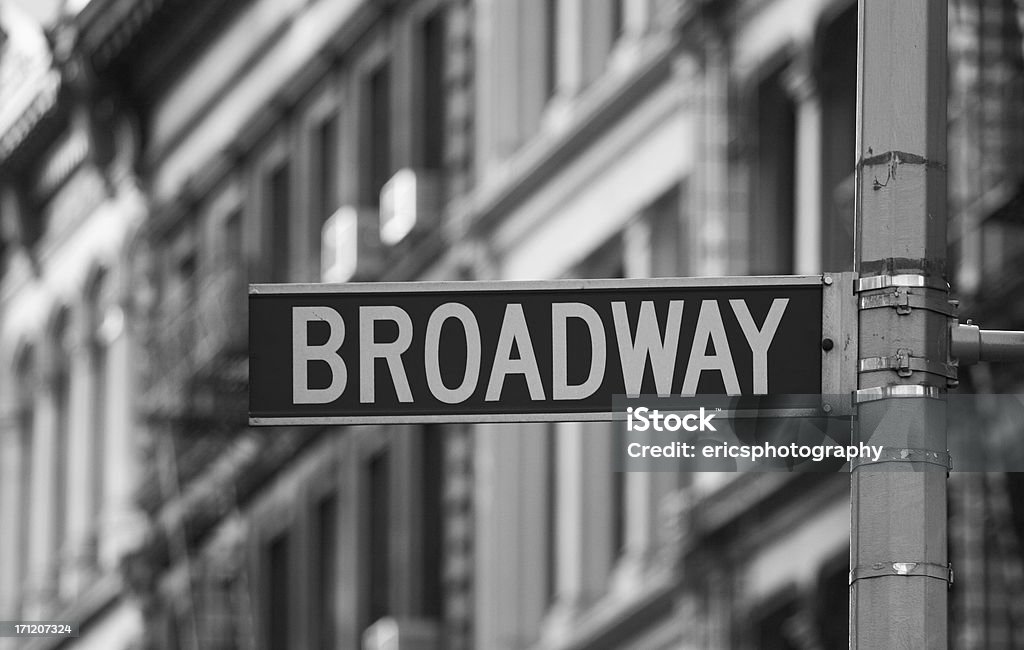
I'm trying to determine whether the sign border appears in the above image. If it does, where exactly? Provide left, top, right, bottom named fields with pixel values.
left=251, top=275, right=824, bottom=296
left=249, top=274, right=827, bottom=425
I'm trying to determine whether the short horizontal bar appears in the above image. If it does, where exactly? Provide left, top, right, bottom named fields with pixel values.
left=951, top=324, right=1024, bottom=365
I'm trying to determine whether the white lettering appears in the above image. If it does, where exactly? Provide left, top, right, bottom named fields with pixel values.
left=612, top=300, right=684, bottom=395
left=292, top=306, right=347, bottom=404
left=359, top=306, right=414, bottom=403
left=552, top=302, right=606, bottom=400
left=485, top=303, right=545, bottom=401
left=424, top=303, right=481, bottom=404
left=681, top=300, right=740, bottom=395
left=730, top=298, right=788, bottom=394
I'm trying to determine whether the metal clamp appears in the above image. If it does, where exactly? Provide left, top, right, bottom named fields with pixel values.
left=850, top=562, right=953, bottom=588
left=854, top=274, right=949, bottom=293
left=852, top=384, right=942, bottom=403
left=850, top=447, right=952, bottom=472
left=859, top=288, right=955, bottom=317
left=859, top=349, right=958, bottom=380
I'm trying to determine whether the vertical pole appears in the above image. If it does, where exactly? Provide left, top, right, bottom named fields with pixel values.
left=852, top=1, right=949, bottom=648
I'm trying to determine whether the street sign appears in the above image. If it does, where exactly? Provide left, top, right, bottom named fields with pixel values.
left=249, top=276, right=840, bottom=425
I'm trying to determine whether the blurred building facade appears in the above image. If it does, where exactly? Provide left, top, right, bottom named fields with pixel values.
left=1, top=0, right=1024, bottom=649
left=0, top=0, right=149, bottom=647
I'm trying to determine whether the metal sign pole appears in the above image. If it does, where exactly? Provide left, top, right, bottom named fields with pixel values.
left=851, top=0, right=951, bottom=647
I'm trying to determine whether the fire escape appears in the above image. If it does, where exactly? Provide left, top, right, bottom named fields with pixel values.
left=132, top=236, right=254, bottom=650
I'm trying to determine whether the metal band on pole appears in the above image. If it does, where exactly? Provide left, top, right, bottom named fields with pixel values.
left=850, top=447, right=952, bottom=472
left=850, top=562, right=954, bottom=588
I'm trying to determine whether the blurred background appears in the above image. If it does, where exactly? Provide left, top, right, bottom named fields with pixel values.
left=2, top=0, right=1024, bottom=647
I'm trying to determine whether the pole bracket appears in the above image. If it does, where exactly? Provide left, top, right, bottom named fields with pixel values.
left=853, top=273, right=948, bottom=293
left=859, top=349, right=957, bottom=380
left=858, top=287, right=954, bottom=317
left=850, top=562, right=953, bottom=589
left=850, top=447, right=952, bottom=472
left=852, top=384, right=942, bottom=403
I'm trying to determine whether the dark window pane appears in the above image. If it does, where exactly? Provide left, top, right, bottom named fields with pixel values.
left=365, top=64, right=392, bottom=204
left=421, top=429, right=444, bottom=618
left=317, top=116, right=340, bottom=225
left=647, top=188, right=682, bottom=277
left=544, top=424, right=558, bottom=606
left=611, top=425, right=625, bottom=558
left=758, top=597, right=800, bottom=650
left=53, top=358, right=70, bottom=560
left=421, top=13, right=445, bottom=170
left=315, top=494, right=338, bottom=650
left=16, top=350, right=34, bottom=615
left=368, top=450, right=390, bottom=625
left=269, top=163, right=291, bottom=282
left=90, top=338, right=107, bottom=537
left=224, top=209, right=243, bottom=265
left=816, top=562, right=850, bottom=649
left=545, top=0, right=558, bottom=100
left=751, top=66, right=796, bottom=274
left=819, top=6, right=857, bottom=272
left=267, top=532, right=290, bottom=650
left=611, top=0, right=624, bottom=39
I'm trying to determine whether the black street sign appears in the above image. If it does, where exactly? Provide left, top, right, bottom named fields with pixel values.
left=249, top=276, right=827, bottom=424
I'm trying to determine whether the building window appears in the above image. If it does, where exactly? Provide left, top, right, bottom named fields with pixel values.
left=573, top=233, right=625, bottom=279
left=52, top=310, right=72, bottom=579
left=544, top=0, right=558, bottom=100
left=419, top=12, right=446, bottom=171
left=645, top=187, right=683, bottom=277
left=87, top=273, right=111, bottom=560
left=224, top=209, right=243, bottom=269
left=315, top=115, right=340, bottom=226
left=308, top=113, right=340, bottom=280
left=420, top=427, right=444, bottom=618
left=164, top=608, right=182, bottom=650
left=221, top=208, right=247, bottom=339
left=611, top=426, right=626, bottom=559
left=265, top=531, right=291, bottom=648
left=15, top=347, right=35, bottom=614
left=364, top=63, right=392, bottom=205
left=171, top=252, right=198, bottom=360
left=815, top=559, right=849, bottom=649
left=750, top=65, right=796, bottom=275
left=611, top=0, right=624, bottom=41
left=819, top=6, right=857, bottom=272
left=313, top=492, right=338, bottom=650
left=268, top=162, right=291, bottom=283
left=366, top=449, right=390, bottom=627
left=579, top=0, right=618, bottom=87
left=544, top=424, right=558, bottom=606
left=757, top=594, right=800, bottom=650
left=206, top=572, right=241, bottom=650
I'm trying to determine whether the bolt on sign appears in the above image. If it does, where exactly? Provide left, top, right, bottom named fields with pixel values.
left=249, top=276, right=847, bottom=425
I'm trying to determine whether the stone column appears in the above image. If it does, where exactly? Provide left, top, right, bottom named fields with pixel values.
left=101, top=299, right=146, bottom=570
left=783, top=50, right=823, bottom=275
left=684, top=36, right=735, bottom=276
left=0, top=405, right=18, bottom=618
left=545, top=421, right=614, bottom=641
left=473, top=423, right=548, bottom=649
left=26, top=365, right=59, bottom=618
left=63, top=324, right=95, bottom=597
